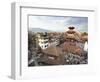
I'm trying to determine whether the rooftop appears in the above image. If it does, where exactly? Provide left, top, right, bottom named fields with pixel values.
left=42, top=46, right=62, bottom=57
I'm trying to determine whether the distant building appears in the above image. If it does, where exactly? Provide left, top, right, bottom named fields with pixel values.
left=37, top=33, right=60, bottom=49
left=80, top=32, right=88, bottom=52
left=50, top=38, right=59, bottom=46
left=84, top=41, right=88, bottom=52
left=36, top=33, right=50, bottom=49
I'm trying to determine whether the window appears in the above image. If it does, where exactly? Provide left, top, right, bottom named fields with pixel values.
left=45, top=45, right=47, bottom=48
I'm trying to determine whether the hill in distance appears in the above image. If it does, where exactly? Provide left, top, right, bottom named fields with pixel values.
left=29, top=28, right=53, bottom=33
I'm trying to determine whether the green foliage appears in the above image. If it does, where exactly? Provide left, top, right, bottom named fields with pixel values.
left=81, top=32, right=88, bottom=36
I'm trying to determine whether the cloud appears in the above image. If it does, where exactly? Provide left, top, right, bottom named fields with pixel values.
left=29, top=15, right=88, bottom=32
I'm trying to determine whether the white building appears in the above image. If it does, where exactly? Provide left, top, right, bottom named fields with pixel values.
left=50, top=39, right=59, bottom=46
left=84, top=41, right=88, bottom=52
left=38, top=38, right=50, bottom=49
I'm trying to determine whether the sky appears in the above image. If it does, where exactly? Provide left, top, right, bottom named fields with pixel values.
left=29, top=15, right=88, bottom=32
